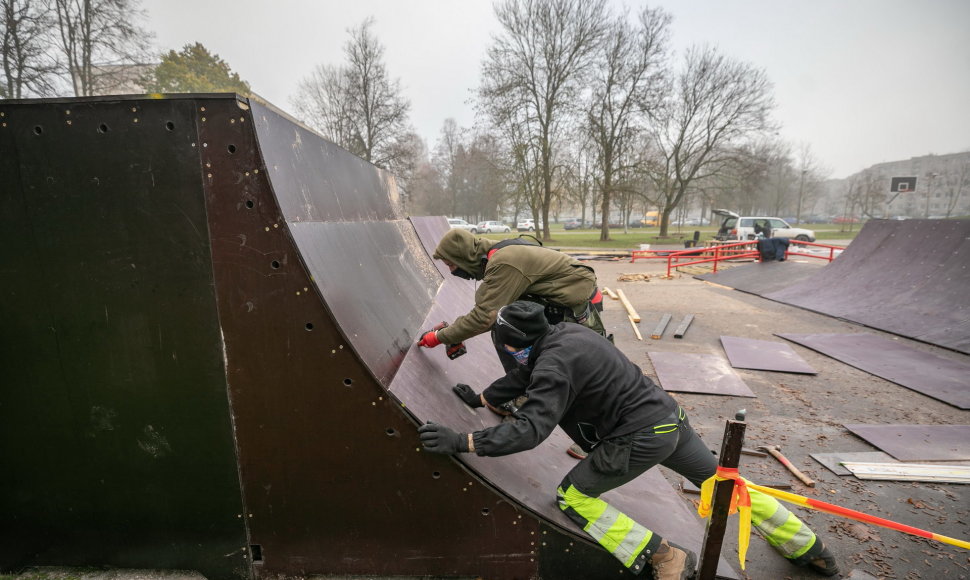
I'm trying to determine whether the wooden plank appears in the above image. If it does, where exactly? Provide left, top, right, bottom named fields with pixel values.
left=651, top=313, right=672, bottom=339
left=602, top=286, right=619, bottom=300
left=841, top=462, right=970, bottom=484
left=628, top=315, right=643, bottom=341
left=673, top=314, right=695, bottom=339
left=615, top=288, right=640, bottom=322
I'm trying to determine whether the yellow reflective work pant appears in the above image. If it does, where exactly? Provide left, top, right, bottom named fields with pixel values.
left=557, top=411, right=819, bottom=573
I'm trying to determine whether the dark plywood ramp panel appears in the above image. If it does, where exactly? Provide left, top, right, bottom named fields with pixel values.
left=649, top=352, right=757, bottom=397
left=843, top=425, right=970, bottom=461
left=720, top=336, right=817, bottom=374
left=779, top=333, right=970, bottom=409
left=765, top=220, right=970, bottom=355
left=695, top=261, right=824, bottom=296
left=0, top=96, right=249, bottom=579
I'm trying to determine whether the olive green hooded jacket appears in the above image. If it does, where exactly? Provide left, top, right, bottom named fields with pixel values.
left=432, top=229, right=597, bottom=344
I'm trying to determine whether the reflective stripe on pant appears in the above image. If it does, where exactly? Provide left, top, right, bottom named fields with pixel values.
left=557, top=407, right=820, bottom=570
left=750, top=488, right=817, bottom=559
left=557, top=482, right=659, bottom=574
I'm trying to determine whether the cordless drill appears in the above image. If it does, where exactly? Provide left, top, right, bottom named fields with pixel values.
left=432, top=321, right=467, bottom=360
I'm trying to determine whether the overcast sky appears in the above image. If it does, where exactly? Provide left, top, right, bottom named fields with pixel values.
left=142, top=0, right=970, bottom=179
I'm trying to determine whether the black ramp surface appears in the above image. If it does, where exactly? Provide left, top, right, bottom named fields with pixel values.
left=0, top=97, right=248, bottom=578
left=765, top=219, right=970, bottom=355
left=779, top=333, right=970, bottom=409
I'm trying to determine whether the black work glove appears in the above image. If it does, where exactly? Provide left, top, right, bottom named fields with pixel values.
left=453, top=383, right=484, bottom=408
left=418, top=422, right=468, bottom=454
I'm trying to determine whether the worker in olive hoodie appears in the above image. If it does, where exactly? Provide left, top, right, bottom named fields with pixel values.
left=417, top=228, right=606, bottom=354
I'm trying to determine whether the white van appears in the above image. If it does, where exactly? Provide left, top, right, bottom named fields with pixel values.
left=713, top=209, right=815, bottom=242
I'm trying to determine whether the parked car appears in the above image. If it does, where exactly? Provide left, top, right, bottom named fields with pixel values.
left=516, top=218, right=542, bottom=232
left=563, top=217, right=585, bottom=230
left=712, top=209, right=816, bottom=242
left=477, top=220, right=511, bottom=233
left=447, top=218, right=478, bottom=233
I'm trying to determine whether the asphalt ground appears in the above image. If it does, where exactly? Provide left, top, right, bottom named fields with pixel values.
left=589, top=249, right=969, bottom=580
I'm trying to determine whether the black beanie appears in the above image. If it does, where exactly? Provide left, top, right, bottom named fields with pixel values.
left=494, top=301, right=550, bottom=348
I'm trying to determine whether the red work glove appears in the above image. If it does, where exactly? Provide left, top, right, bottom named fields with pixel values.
left=417, top=330, right=441, bottom=348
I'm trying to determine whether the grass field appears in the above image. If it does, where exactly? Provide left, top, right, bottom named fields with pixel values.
left=479, top=223, right=862, bottom=249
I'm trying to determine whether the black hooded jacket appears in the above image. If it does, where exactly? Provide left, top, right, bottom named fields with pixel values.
left=471, top=323, right=678, bottom=456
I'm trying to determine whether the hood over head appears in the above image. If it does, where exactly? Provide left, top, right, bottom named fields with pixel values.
left=433, top=228, right=495, bottom=280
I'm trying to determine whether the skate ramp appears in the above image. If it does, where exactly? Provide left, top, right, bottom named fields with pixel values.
left=0, top=95, right=736, bottom=579
left=764, top=219, right=970, bottom=354
left=699, top=220, right=970, bottom=355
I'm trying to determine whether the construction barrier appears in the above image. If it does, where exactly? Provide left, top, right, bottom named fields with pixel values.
left=697, top=467, right=970, bottom=569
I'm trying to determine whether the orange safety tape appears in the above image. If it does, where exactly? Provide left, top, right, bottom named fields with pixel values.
left=747, top=483, right=970, bottom=551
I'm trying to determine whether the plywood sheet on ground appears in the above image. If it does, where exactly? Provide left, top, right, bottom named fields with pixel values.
left=720, top=336, right=817, bottom=374
left=778, top=333, right=970, bottom=409
left=843, top=424, right=970, bottom=461
left=648, top=351, right=756, bottom=397
left=810, top=451, right=898, bottom=476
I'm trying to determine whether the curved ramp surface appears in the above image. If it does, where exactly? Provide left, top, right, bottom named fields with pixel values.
left=763, top=219, right=970, bottom=354
left=1, top=95, right=735, bottom=579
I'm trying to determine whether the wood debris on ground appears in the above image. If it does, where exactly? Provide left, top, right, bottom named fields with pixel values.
left=617, top=273, right=652, bottom=282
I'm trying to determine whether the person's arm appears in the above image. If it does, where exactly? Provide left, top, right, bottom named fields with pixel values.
left=436, top=263, right=531, bottom=344
left=472, top=367, right=571, bottom=456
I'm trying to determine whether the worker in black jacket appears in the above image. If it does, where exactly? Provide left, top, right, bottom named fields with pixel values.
left=418, top=301, right=838, bottom=579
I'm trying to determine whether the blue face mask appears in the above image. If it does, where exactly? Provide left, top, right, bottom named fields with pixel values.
left=511, top=345, right=532, bottom=365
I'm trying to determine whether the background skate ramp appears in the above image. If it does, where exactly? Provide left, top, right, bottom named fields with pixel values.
left=764, top=219, right=970, bottom=354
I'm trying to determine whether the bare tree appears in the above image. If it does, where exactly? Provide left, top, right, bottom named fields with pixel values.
left=52, top=0, right=152, bottom=96
left=343, top=17, right=412, bottom=169
left=292, top=64, right=355, bottom=146
left=479, top=0, right=608, bottom=240
left=433, top=118, right=463, bottom=216
left=587, top=6, right=670, bottom=240
left=292, top=18, right=413, bottom=177
left=1, top=0, right=59, bottom=98
left=645, top=45, right=775, bottom=236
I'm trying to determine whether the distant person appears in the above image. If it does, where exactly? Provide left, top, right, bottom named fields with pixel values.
left=418, top=301, right=839, bottom=579
left=753, top=219, right=772, bottom=239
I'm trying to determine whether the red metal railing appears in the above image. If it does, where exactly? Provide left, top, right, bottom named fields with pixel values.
left=630, top=240, right=844, bottom=277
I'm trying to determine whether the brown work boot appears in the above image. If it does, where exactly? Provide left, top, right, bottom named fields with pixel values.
left=649, top=539, right=696, bottom=580
left=790, top=542, right=840, bottom=576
